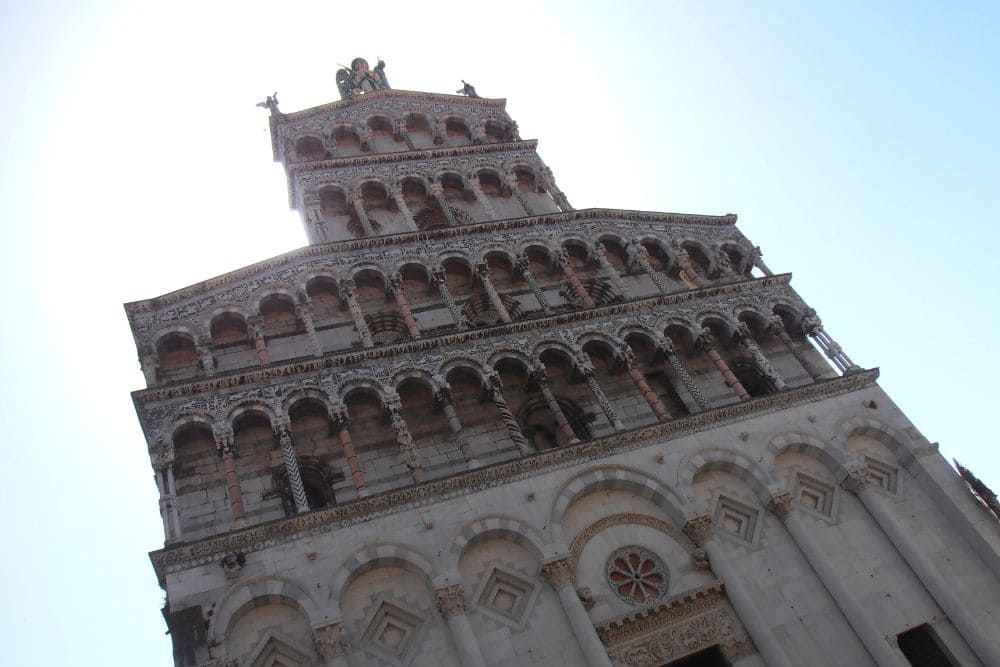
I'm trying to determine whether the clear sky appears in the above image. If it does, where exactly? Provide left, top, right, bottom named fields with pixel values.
left=1, top=1, right=997, bottom=663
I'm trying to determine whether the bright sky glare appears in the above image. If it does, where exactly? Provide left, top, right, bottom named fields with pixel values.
left=0, top=1, right=998, bottom=663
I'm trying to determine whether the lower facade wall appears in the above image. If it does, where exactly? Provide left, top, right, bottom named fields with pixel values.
left=161, top=384, right=1000, bottom=667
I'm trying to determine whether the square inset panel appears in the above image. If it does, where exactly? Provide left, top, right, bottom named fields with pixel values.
left=866, top=457, right=899, bottom=494
left=793, top=473, right=836, bottom=518
left=713, top=496, right=758, bottom=544
left=360, top=599, right=424, bottom=666
left=475, top=566, right=538, bottom=630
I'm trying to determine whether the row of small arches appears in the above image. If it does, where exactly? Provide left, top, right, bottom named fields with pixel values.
left=286, top=111, right=518, bottom=163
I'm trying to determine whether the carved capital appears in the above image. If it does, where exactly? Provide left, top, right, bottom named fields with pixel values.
left=733, top=322, right=752, bottom=340
left=152, top=439, right=175, bottom=470
left=656, top=335, right=677, bottom=357
left=435, top=584, right=467, bottom=618
left=841, top=466, right=871, bottom=493
left=683, top=514, right=713, bottom=546
left=696, top=328, right=716, bottom=352
left=219, top=551, right=245, bottom=579
left=766, top=492, right=794, bottom=520
left=540, top=555, right=577, bottom=589
left=766, top=315, right=785, bottom=335
left=348, top=190, right=364, bottom=205
left=531, top=362, right=550, bottom=386
left=214, top=425, right=236, bottom=458
left=313, top=621, right=348, bottom=658
left=617, top=343, right=637, bottom=369
left=387, top=272, right=403, bottom=295
left=329, top=402, right=350, bottom=429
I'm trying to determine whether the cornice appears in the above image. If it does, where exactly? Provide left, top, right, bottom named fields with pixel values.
left=595, top=580, right=725, bottom=644
left=148, top=368, right=879, bottom=580
left=132, top=274, right=790, bottom=405
left=124, top=208, right=740, bottom=317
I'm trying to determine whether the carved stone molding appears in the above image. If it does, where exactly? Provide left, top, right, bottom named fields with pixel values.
left=596, top=582, right=752, bottom=667
left=766, top=492, right=794, bottom=521
left=682, top=514, right=713, bottom=547
left=149, top=370, right=879, bottom=579
left=571, top=513, right=698, bottom=560
left=841, top=465, right=872, bottom=493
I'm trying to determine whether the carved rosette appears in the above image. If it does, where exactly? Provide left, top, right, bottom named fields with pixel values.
left=435, top=584, right=468, bottom=618
left=607, top=546, right=669, bottom=605
left=540, top=555, right=577, bottom=590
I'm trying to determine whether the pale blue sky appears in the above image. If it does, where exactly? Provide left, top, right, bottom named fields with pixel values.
left=1, top=1, right=997, bottom=663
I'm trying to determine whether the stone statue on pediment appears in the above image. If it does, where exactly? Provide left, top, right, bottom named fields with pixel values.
left=336, top=57, right=390, bottom=99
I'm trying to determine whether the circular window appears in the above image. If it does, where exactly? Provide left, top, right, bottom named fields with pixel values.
left=606, top=546, right=668, bottom=605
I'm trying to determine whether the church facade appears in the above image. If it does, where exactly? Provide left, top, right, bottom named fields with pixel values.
left=128, top=66, right=1000, bottom=667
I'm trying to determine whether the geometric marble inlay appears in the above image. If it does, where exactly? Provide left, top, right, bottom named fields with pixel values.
left=714, top=496, right=758, bottom=543
left=866, top=457, right=899, bottom=494
left=793, top=473, right=836, bottom=518
left=476, top=566, right=537, bottom=629
left=361, top=600, right=424, bottom=666
left=606, top=545, right=669, bottom=605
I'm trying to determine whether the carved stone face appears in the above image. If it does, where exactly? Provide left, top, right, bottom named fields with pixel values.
left=352, top=58, right=369, bottom=74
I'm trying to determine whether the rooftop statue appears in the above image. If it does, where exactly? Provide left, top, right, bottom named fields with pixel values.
left=255, top=91, right=281, bottom=115
left=457, top=80, right=480, bottom=98
left=336, top=57, right=390, bottom=99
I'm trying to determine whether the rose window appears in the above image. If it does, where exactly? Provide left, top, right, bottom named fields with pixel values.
left=606, top=546, right=668, bottom=605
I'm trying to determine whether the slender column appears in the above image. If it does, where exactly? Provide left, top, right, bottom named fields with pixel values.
left=433, top=376, right=479, bottom=468
left=539, top=556, right=612, bottom=667
left=554, top=249, right=596, bottom=308
left=751, top=245, right=774, bottom=276
left=674, top=247, right=710, bottom=287
left=331, top=404, right=368, bottom=497
left=474, top=262, right=511, bottom=323
left=214, top=426, right=247, bottom=521
left=767, top=494, right=909, bottom=667
left=843, top=467, right=1000, bottom=666
left=485, top=372, right=532, bottom=455
left=387, top=396, right=424, bottom=483
left=341, top=280, right=374, bottom=347
left=573, top=350, right=624, bottom=431
left=801, top=309, right=860, bottom=374
left=313, top=621, right=350, bottom=667
left=393, top=118, right=416, bottom=150
left=387, top=273, right=421, bottom=338
left=431, top=267, right=468, bottom=329
left=153, top=441, right=181, bottom=540
left=767, top=316, right=824, bottom=381
left=505, top=170, right=535, bottom=216
left=362, top=126, right=376, bottom=152
left=247, top=316, right=269, bottom=366
left=139, top=346, right=159, bottom=385
left=196, top=336, right=216, bottom=375
left=433, top=118, right=448, bottom=145
left=697, top=329, right=751, bottom=400
left=618, top=344, right=671, bottom=421
left=274, top=420, right=309, bottom=514
left=713, top=246, right=735, bottom=278
left=468, top=176, right=498, bottom=220
left=435, top=585, right=488, bottom=667
left=296, top=303, right=323, bottom=357
left=515, top=252, right=551, bottom=313
left=539, top=166, right=572, bottom=211
left=594, top=243, right=630, bottom=298
left=628, top=241, right=668, bottom=293
left=430, top=182, right=459, bottom=227
left=349, top=191, right=375, bottom=237
left=734, top=323, right=787, bottom=390
left=532, top=364, right=580, bottom=444
left=389, top=186, right=419, bottom=232
left=683, top=516, right=794, bottom=667
left=657, top=337, right=709, bottom=410
left=321, top=128, right=337, bottom=153
left=307, top=207, right=329, bottom=242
